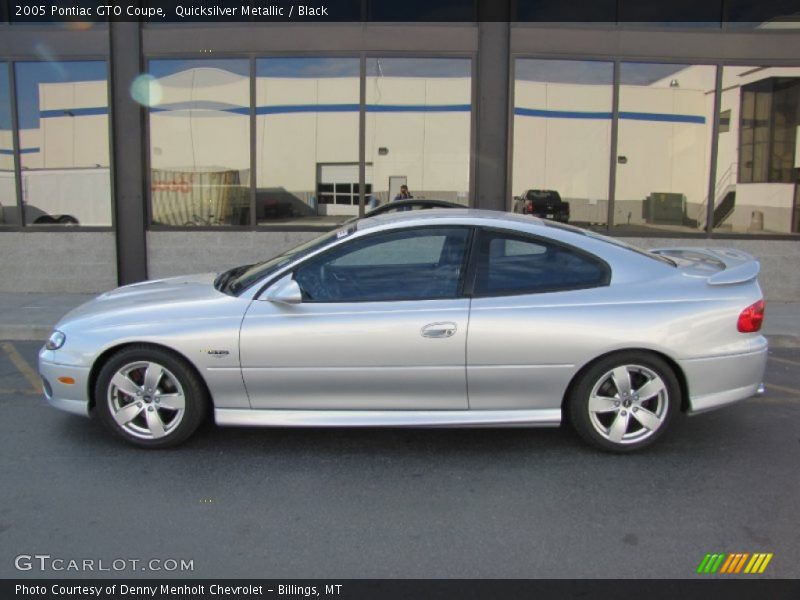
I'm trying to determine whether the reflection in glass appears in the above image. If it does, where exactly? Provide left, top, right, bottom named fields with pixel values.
left=15, top=61, right=111, bottom=226
left=614, top=63, right=716, bottom=233
left=617, top=0, right=723, bottom=26
left=256, top=58, right=359, bottom=226
left=715, top=66, right=800, bottom=234
left=366, top=58, right=471, bottom=210
left=512, top=59, right=612, bottom=229
left=724, top=0, right=800, bottom=29
left=148, top=59, right=250, bottom=226
left=368, top=0, right=475, bottom=21
left=0, top=63, right=18, bottom=225
left=515, top=0, right=616, bottom=22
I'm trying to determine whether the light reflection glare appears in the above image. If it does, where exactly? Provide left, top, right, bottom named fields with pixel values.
left=130, top=74, right=162, bottom=107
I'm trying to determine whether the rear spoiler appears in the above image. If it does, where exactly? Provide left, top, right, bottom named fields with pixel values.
left=650, top=247, right=760, bottom=286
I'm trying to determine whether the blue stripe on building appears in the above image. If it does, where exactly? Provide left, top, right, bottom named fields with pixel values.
left=0, top=147, right=40, bottom=155
left=618, top=111, right=705, bottom=124
left=39, top=103, right=706, bottom=124
left=514, top=108, right=612, bottom=120
left=514, top=107, right=705, bottom=124
left=255, top=104, right=359, bottom=115
left=40, top=107, right=109, bottom=119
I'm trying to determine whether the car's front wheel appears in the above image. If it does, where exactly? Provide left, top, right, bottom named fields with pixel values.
left=568, top=352, right=679, bottom=452
left=95, top=346, right=208, bottom=448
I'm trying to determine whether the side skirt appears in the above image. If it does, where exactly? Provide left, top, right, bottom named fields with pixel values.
left=214, top=408, right=562, bottom=428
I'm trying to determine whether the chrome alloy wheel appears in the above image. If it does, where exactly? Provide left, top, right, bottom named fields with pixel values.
left=587, top=364, right=669, bottom=445
left=106, top=361, right=186, bottom=440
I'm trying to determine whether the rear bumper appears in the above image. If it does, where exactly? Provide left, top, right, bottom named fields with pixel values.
left=38, top=351, right=91, bottom=418
left=680, top=340, right=768, bottom=415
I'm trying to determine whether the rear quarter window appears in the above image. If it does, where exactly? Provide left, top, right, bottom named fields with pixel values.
left=473, top=230, right=610, bottom=296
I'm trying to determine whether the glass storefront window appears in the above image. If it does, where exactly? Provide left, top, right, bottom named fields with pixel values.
left=15, top=60, right=111, bottom=226
left=512, top=59, right=613, bottom=229
left=715, top=65, right=800, bottom=234
left=147, top=59, right=250, bottom=226
left=366, top=58, right=472, bottom=209
left=613, top=62, right=716, bottom=234
left=368, top=0, right=475, bottom=21
left=724, top=0, right=800, bottom=29
left=0, top=62, right=18, bottom=226
left=255, top=57, right=360, bottom=227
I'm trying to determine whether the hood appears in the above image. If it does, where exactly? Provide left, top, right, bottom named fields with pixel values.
left=57, top=273, right=224, bottom=328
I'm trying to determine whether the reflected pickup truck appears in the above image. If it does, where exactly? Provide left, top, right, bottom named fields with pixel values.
left=513, top=189, right=570, bottom=223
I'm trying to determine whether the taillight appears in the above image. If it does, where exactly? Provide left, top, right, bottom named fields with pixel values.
left=737, top=299, right=765, bottom=333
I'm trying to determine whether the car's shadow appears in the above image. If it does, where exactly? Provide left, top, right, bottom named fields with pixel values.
left=49, top=405, right=755, bottom=463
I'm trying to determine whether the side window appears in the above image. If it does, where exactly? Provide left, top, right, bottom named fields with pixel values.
left=294, top=227, right=470, bottom=302
left=332, top=235, right=447, bottom=267
left=473, top=230, right=608, bottom=296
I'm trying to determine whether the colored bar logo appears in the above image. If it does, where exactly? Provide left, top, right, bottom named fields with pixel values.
left=696, top=552, right=773, bottom=574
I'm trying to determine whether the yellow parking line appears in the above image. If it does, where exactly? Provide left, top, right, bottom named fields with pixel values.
left=768, top=355, right=800, bottom=368
left=0, top=342, right=42, bottom=394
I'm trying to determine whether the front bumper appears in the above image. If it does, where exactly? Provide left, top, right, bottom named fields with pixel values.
left=680, top=340, right=768, bottom=415
left=38, top=349, right=91, bottom=418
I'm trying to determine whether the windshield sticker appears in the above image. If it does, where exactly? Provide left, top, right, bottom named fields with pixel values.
left=336, top=227, right=354, bottom=239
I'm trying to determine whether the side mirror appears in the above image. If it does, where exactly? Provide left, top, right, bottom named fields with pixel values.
left=263, top=274, right=302, bottom=304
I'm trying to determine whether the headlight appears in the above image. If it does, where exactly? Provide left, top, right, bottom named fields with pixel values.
left=45, top=330, right=66, bottom=350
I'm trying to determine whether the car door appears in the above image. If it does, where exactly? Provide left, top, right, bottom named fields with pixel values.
left=465, top=228, right=611, bottom=411
left=240, top=226, right=473, bottom=410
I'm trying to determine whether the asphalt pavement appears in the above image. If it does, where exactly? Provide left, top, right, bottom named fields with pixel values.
left=0, top=340, right=798, bottom=579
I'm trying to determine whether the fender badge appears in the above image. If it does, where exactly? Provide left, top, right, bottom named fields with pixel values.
left=204, top=350, right=230, bottom=358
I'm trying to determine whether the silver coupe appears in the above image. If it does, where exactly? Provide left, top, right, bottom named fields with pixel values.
left=39, top=210, right=767, bottom=451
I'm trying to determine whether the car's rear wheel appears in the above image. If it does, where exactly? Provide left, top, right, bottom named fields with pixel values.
left=568, top=352, right=679, bottom=452
left=95, top=346, right=207, bottom=448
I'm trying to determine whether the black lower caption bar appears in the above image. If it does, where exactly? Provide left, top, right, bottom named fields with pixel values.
left=4, top=580, right=800, bottom=600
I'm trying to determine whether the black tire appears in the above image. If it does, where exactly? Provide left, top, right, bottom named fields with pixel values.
left=567, top=352, right=679, bottom=453
left=57, top=215, right=79, bottom=225
left=95, top=345, right=208, bottom=448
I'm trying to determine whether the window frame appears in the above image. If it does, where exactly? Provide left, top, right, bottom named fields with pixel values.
left=509, top=50, right=800, bottom=240
left=289, top=224, right=476, bottom=304
left=0, top=57, right=115, bottom=232
left=464, top=226, right=612, bottom=298
left=510, top=56, right=615, bottom=231
left=143, top=51, right=477, bottom=233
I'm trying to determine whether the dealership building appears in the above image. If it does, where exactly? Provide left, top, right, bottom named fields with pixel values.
left=1, top=5, right=799, bottom=299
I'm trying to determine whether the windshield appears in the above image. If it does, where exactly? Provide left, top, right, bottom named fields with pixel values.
left=217, top=225, right=356, bottom=295
left=526, top=190, right=559, bottom=202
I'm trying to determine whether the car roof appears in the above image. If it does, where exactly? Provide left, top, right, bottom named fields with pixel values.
left=373, top=198, right=461, bottom=207
left=352, top=209, right=677, bottom=283
left=356, top=208, right=546, bottom=231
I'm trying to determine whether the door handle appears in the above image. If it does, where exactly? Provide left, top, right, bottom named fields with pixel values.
left=421, top=322, right=457, bottom=338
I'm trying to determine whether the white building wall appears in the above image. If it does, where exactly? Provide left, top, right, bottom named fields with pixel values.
left=256, top=76, right=360, bottom=196
left=0, top=171, right=14, bottom=224
left=0, top=129, right=12, bottom=171
left=38, top=80, right=109, bottom=169
left=615, top=85, right=710, bottom=224
left=512, top=81, right=611, bottom=224
left=18, top=129, right=41, bottom=168
left=366, top=76, right=471, bottom=202
left=150, top=68, right=250, bottom=172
